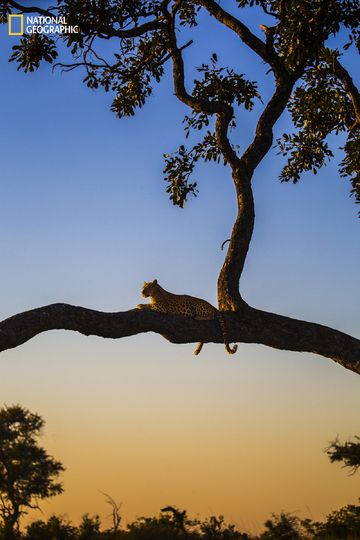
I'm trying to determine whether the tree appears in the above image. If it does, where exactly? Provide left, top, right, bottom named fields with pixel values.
left=199, top=515, right=250, bottom=539
left=326, top=435, right=360, bottom=474
left=0, top=0, right=359, bottom=373
left=78, top=514, right=102, bottom=540
left=307, top=503, right=360, bottom=539
left=0, top=405, right=64, bottom=540
left=101, top=493, right=122, bottom=535
left=260, top=512, right=302, bottom=539
left=26, top=516, right=77, bottom=540
left=126, top=513, right=191, bottom=540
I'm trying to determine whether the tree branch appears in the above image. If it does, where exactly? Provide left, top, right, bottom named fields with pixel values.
left=7, top=1, right=55, bottom=17
left=166, top=26, right=232, bottom=118
left=215, top=110, right=242, bottom=173
left=94, top=19, right=165, bottom=40
left=162, top=7, right=293, bottom=311
left=242, top=78, right=294, bottom=175
left=164, top=14, right=255, bottom=310
left=325, top=50, right=360, bottom=129
left=198, top=0, right=285, bottom=77
left=7, top=1, right=165, bottom=40
left=0, top=304, right=359, bottom=375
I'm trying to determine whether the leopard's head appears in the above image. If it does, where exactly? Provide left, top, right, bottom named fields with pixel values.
left=142, top=279, right=158, bottom=298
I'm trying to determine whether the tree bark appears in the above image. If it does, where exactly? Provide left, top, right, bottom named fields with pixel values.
left=217, top=170, right=255, bottom=311
left=3, top=515, right=18, bottom=540
left=0, top=304, right=359, bottom=375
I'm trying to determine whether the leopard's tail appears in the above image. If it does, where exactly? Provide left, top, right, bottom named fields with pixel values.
left=194, top=342, right=204, bottom=355
left=216, top=312, right=238, bottom=354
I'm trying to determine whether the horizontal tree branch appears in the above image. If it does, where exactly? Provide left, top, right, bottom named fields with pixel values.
left=7, top=1, right=55, bottom=17
left=0, top=304, right=359, bottom=375
left=94, top=19, right=165, bottom=40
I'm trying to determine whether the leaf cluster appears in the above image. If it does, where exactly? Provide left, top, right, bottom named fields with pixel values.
left=108, top=33, right=167, bottom=117
left=339, top=127, right=360, bottom=210
left=182, top=53, right=259, bottom=135
left=277, top=52, right=359, bottom=210
left=9, top=35, right=58, bottom=72
left=236, top=0, right=360, bottom=68
left=4, top=1, right=168, bottom=116
left=326, top=435, right=360, bottom=475
left=0, top=2, right=11, bottom=24
left=289, top=57, right=355, bottom=136
left=77, top=30, right=168, bottom=118
left=277, top=131, right=333, bottom=183
left=192, top=54, right=260, bottom=111
left=177, top=1, right=201, bottom=28
left=164, top=129, right=239, bottom=208
left=273, top=0, right=353, bottom=69
left=163, top=145, right=199, bottom=208
left=56, top=1, right=162, bottom=55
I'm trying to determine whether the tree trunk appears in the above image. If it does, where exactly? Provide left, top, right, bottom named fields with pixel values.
left=3, top=516, right=18, bottom=540
left=217, top=169, right=255, bottom=311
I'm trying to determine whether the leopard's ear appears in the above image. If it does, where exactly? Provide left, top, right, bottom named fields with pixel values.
left=153, top=279, right=158, bottom=285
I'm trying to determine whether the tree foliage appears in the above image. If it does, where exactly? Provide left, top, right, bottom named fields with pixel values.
left=326, top=435, right=360, bottom=475
left=0, top=405, right=64, bottom=539
left=261, top=512, right=302, bottom=539
left=0, top=503, right=359, bottom=539
left=2, top=0, right=358, bottom=210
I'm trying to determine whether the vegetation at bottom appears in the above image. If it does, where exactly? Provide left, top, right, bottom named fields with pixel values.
left=1, top=405, right=360, bottom=540
left=1, top=503, right=360, bottom=540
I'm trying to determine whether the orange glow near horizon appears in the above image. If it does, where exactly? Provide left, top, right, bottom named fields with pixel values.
left=2, top=334, right=359, bottom=536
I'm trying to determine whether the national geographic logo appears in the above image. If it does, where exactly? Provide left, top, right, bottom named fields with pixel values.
left=8, top=14, right=23, bottom=36
left=8, top=14, right=80, bottom=35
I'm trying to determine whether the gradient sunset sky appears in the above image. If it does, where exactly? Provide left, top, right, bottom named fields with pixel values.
left=0, top=3, right=359, bottom=535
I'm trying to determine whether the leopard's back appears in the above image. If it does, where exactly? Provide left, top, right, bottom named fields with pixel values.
left=142, top=281, right=216, bottom=319
left=139, top=280, right=237, bottom=355
left=164, top=293, right=216, bottom=320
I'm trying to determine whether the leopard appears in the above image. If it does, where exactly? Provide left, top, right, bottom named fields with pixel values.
left=137, top=279, right=238, bottom=356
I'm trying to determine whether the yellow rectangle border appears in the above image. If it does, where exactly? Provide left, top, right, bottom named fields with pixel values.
left=8, top=14, right=24, bottom=36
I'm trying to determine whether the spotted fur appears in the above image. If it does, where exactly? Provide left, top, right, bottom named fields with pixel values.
left=137, top=279, right=237, bottom=355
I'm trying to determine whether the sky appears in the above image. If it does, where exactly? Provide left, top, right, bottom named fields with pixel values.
left=0, top=3, right=359, bottom=536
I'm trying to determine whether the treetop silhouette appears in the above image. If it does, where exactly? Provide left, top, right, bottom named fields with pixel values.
left=0, top=405, right=64, bottom=540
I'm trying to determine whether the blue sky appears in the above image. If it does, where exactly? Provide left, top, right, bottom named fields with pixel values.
left=0, top=5, right=359, bottom=532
